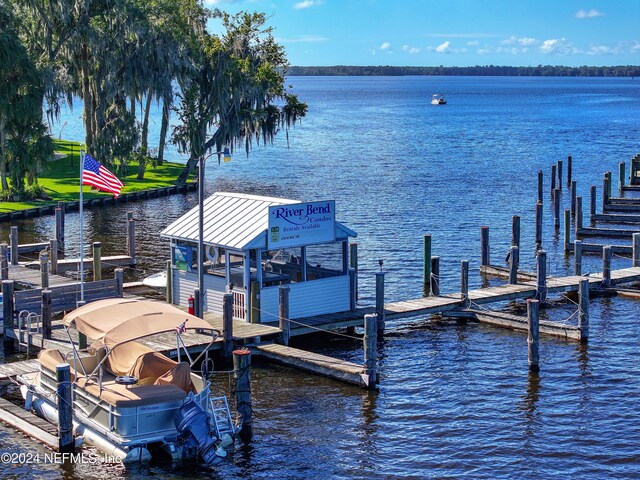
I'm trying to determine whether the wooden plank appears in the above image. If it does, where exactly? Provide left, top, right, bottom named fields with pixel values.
left=578, top=227, right=640, bottom=239
left=0, top=397, right=59, bottom=450
left=565, top=242, right=632, bottom=254
left=593, top=213, right=640, bottom=224
left=17, top=242, right=50, bottom=254
left=23, top=255, right=135, bottom=273
left=480, top=264, right=537, bottom=281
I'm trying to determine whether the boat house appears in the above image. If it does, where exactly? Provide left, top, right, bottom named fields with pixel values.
left=161, top=192, right=357, bottom=322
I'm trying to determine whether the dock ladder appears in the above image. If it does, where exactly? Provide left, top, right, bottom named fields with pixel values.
left=208, top=395, right=235, bottom=438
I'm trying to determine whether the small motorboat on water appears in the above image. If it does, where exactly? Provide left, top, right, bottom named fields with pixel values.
left=142, top=271, right=167, bottom=290
left=431, top=94, right=447, bottom=105
left=17, top=298, right=238, bottom=464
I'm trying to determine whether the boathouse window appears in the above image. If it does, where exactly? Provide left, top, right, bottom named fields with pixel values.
left=304, top=243, right=345, bottom=280
left=262, top=248, right=303, bottom=284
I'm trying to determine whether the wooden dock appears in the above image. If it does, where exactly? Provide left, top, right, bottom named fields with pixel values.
left=22, top=255, right=136, bottom=274
left=6, top=264, right=75, bottom=288
left=0, top=397, right=59, bottom=450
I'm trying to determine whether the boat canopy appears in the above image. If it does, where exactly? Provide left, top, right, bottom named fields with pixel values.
left=63, top=298, right=214, bottom=347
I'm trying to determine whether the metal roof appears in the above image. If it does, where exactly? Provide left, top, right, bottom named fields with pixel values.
left=161, top=192, right=356, bottom=251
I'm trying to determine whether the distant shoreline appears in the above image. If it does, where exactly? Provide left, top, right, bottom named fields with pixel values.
left=287, top=65, right=640, bottom=77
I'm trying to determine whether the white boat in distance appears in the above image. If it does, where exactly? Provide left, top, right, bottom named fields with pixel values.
left=431, top=94, right=447, bottom=105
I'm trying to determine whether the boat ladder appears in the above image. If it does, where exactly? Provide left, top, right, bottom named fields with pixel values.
left=17, top=311, right=41, bottom=355
left=208, top=395, right=235, bottom=438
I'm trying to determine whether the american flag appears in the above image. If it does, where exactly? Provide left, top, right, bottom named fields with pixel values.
left=176, top=319, right=188, bottom=335
left=82, top=154, right=124, bottom=198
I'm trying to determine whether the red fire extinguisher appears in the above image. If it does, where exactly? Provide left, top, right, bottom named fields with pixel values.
left=188, top=296, right=194, bottom=315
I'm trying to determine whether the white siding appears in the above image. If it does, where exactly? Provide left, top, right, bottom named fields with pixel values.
left=260, top=275, right=350, bottom=322
left=172, top=270, right=227, bottom=314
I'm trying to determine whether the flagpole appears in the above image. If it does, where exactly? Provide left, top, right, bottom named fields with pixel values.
left=79, top=148, right=85, bottom=302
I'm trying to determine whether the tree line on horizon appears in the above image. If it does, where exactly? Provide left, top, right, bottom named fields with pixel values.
left=287, top=65, right=640, bottom=77
left=0, top=0, right=306, bottom=200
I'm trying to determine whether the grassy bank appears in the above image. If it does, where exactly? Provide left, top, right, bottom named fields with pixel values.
left=0, top=140, right=188, bottom=213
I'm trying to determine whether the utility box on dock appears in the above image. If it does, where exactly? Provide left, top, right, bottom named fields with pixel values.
left=161, top=192, right=357, bottom=323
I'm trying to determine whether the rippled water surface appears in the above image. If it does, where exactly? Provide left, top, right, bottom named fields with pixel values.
left=1, top=77, right=640, bottom=479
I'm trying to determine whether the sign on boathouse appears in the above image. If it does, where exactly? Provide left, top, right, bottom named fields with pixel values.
left=268, top=200, right=336, bottom=249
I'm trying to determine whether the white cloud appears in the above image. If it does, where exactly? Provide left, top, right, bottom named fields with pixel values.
left=294, top=0, right=315, bottom=9
left=402, top=45, right=421, bottom=54
left=632, top=42, right=640, bottom=52
left=435, top=41, right=451, bottom=53
left=540, top=38, right=575, bottom=55
left=277, top=35, right=328, bottom=43
left=575, top=9, right=605, bottom=18
left=502, top=36, right=538, bottom=47
left=380, top=42, right=391, bottom=50
left=427, top=33, right=499, bottom=38
left=477, top=48, right=491, bottom=55
left=203, top=0, right=238, bottom=5
left=467, top=40, right=479, bottom=46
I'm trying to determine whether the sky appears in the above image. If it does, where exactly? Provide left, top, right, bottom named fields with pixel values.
left=206, top=0, right=640, bottom=67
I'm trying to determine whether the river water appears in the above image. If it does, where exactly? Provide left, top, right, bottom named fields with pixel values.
left=1, top=76, right=639, bottom=478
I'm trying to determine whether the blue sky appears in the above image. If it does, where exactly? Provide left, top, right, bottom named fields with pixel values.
left=207, top=0, right=640, bottom=66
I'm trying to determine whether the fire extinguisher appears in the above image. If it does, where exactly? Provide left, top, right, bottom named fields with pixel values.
left=188, top=296, right=194, bottom=315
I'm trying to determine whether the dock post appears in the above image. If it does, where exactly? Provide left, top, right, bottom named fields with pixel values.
left=375, top=272, right=385, bottom=335
left=605, top=171, right=612, bottom=198
left=553, top=188, right=560, bottom=229
left=537, top=171, right=543, bottom=203
left=578, top=279, right=589, bottom=344
left=193, top=288, right=202, bottom=318
left=222, top=293, right=234, bottom=360
left=233, top=349, right=253, bottom=443
left=423, top=234, right=432, bottom=296
left=589, top=185, right=597, bottom=224
left=92, top=242, right=102, bottom=281
left=527, top=299, right=540, bottom=372
left=461, top=260, right=469, bottom=308
left=42, top=289, right=52, bottom=340
left=602, top=246, right=612, bottom=287
left=56, top=363, right=74, bottom=454
left=363, top=313, right=378, bottom=389
left=558, top=159, right=563, bottom=190
left=10, top=226, right=18, bottom=265
left=570, top=180, right=577, bottom=216
left=632, top=233, right=640, bottom=267
left=602, top=176, right=609, bottom=212
left=574, top=240, right=583, bottom=276
left=619, top=162, right=626, bottom=195
left=278, top=286, right=290, bottom=346
left=165, top=260, right=172, bottom=303
left=49, top=239, right=58, bottom=274
left=3, top=280, right=14, bottom=353
left=535, top=202, right=543, bottom=250
left=0, top=243, right=7, bottom=280
left=430, top=256, right=440, bottom=296
left=126, top=213, right=136, bottom=261
left=349, top=268, right=356, bottom=310
left=250, top=281, right=260, bottom=324
left=512, top=215, right=521, bottom=248
left=508, top=246, right=519, bottom=285
left=563, top=210, right=571, bottom=253
left=54, top=207, right=64, bottom=250
left=575, top=196, right=583, bottom=234
left=567, top=155, right=572, bottom=187
left=349, top=242, right=358, bottom=302
left=114, top=268, right=123, bottom=297
left=39, top=251, right=49, bottom=289
left=536, top=250, right=547, bottom=303
left=551, top=164, right=557, bottom=194
left=56, top=201, right=65, bottom=246
left=480, top=226, right=490, bottom=267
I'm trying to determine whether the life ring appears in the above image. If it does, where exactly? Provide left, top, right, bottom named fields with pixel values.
left=206, top=245, right=220, bottom=264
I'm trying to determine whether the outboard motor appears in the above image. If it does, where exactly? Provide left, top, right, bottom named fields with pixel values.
left=174, top=398, right=219, bottom=465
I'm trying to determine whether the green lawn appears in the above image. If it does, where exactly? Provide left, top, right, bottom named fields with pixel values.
left=0, top=140, right=189, bottom=212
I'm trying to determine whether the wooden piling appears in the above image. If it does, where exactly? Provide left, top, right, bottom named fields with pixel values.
left=430, top=256, right=440, bottom=296
left=512, top=215, right=521, bottom=248
left=114, top=268, right=123, bottom=297
left=3, top=280, right=15, bottom=353
left=602, top=246, right=612, bottom=287
left=602, top=176, right=609, bottom=212
left=461, top=260, right=469, bottom=307
left=57, top=201, right=65, bottom=246
left=42, top=289, right=52, bottom=340
left=570, top=180, right=577, bottom=215
left=56, top=363, right=74, bottom=453
left=54, top=208, right=64, bottom=250
left=574, top=240, right=583, bottom=276
left=194, top=288, right=202, bottom=318
left=363, top=313, right=378, bottom=389
left=10, top=226, right=18, bottom=265
left=166, top=260, right=172, bottom=303
left=423, top=234, right=432, bottom=296
left=619, top=162, right=626, bottom=195
left=563, top=210, right=571, bottom=253
left=375, top=272, right=385, bottom=335
left=49, top=239, right=58, bottom=274
left=349, top=268, right=356, bottom=310
left=553, top=188, right=560, bottom=229
left=578, top=279, right=589, bottom=344
left=605, top=171, right=612, bottom=198
left=557, top=159, right=563, bottom=190
left=40, top=251, right=50, bottom=288
left=349, top=242, right=358, bottom=302
left=551, top=164, right=557, bottom=193
left=223, top=293, right=234, bottom=360
left=527, top=299, right=540, bottom=372
left=536, top=250, right=547, bottom=303
left=535, top=201, right=543, bottom=250
left=278, top=286, right=290, bottom=346
left=508, top=246, right=519, bottom=285
left=0, top=243, right=7, bottom=281
left=537, top=170, right=543, bottom=203
left=567, top=155, right=572, bottom=187
left=233, top=349, right=253, bottom=443
left=633, top=233, right=640, bottom=267
left=590, top=185, right=597, bottom=225
left=480, top=226, right=490, bottom=267
left=127, top=215, right=136, bottom=261
left=92, top=242, right=102, bottom=281
left=575, top=196, right=583, bottom=233
left=250, top=281, right=260, bottom=324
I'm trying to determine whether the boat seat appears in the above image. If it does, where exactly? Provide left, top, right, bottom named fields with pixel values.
left=76, top=377, right=187, bottom=408
left=38, top=349, right=76, bottom=381
left=105, top=341, right=157, bottom=376
left=153, top=361, right=196, bottom=394
left=38, top=348, right=106, bottom=379
left=127, top=350, right=179, bottom=382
